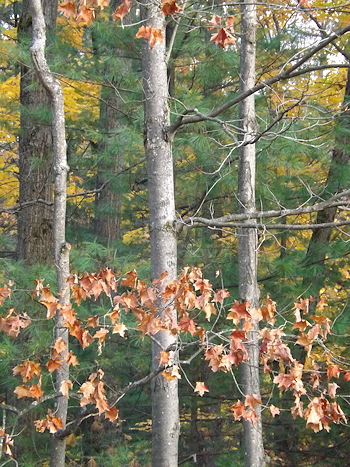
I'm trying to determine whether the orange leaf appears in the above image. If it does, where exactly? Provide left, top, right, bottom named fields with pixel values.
left=161, top=0, right=181, bottom=16
left=105, top=406, right=119, bottom=422
left=14, top=385, right=31, bottom=399
left=76, top=5, right=95, bottom=26
left=65, top=350, right=79, bottom=366
left=194, top=381, right=209, bottom=396
left=53, top=337, right=67, bottom=353
left=13, top=360, right=41, bottom=382
left=327, top=364, right=341, bottom=380
left=344, top=371, right=350, bottom=382
left=270, top=405, right=280, bottom=417
left=210, top=28, right=235, bottom=49
left=46, top=358, right=62, bottom=372
left=229, top=400, right=245, bottom=421
left=29, top=384, right=44, bottom=400
left=60, top=380, right=73, bottom=397
left=213, top=288, right=230, bottom=303
left=87, top=315, right=99, bottom=328
left=112, top=322, right=128, bottom=337
left=135, top=26, right=164, bottom=49
left=112, top=0, right=131, bottom=22
left=245, top=394, right=262, bottom=409
left=159, top=350, right=171, bottom=366
left=58, top=1, right=77, bottom=19
left=207, top=14, right=222, bottom=30
left=120, top=270, right=137, bottom=288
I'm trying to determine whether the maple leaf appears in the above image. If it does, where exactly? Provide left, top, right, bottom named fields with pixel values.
left=105, top=406, right=119, bottom=422
left=245, top=394, right=262, bottom=410
left=65, top=350, right=79, bottom=366
left=328, top=382, right=339, bottom=399
left=13, top=360, right=41, bottom=382
left=112, top=322, right=128, bottom=337
left=229, top=400, right=245, bottom=421
left=162, top=365, right=181, bottom=381
left=299, top=0, right=311, bottom=8
left=35, top=410, right=64, bottom=433
left=204, top=345, right=223, bottom=372
left=14, top=385, right=31, bottom=399
left=202, top=302, right=216, bottom=321
left=344, top=372, right=350, bottom=382
left=178, top=314, right=197, bottom=335
left=58, top=1, right=77, bottom=19
left=135, top=26, right=164, bottom=50
left=210, top=28, right=236, bottom=49
left=76, top=5, right=95, bottom=26
left=29, top=384, right=44, bottom=400
left=227, top=301, right=251, bottom=323
left=0, top=429, right=14, bottom=457
left=194, top=382, right=209, bottom=397
left=120, top=270, right=137, bottom=288
left=159, top=350, right=171, bottom=366
left=94, top=328, right=109, bottom=344
left=161, top=0, right=182, bottom=16
left=213, top=288, right=230, bottom=303
left=53, top=337, right=67, bottom=353
left=112, top=0, right=132, bottom=22
left=46, top=358, right=62, bottom=372
left=152, top=270, right=169, bottom=286
left=86, top=315, right=99, bottom=328
left=305, top=405, right=322, bottom=432
left=0, top=284, right=11, bottom=304
left=269, top=405, right=280, bottom=417
left=296, top=333, right=313, bottom=348
left=0, top=310, right=31, bottom=338
left=292, top=319, right=311, bottom=332
left=207, top=14, right=222, bottom=30
left=60, top=379, right=73, bottom=397
left=327, top=364, right=341, bottom=380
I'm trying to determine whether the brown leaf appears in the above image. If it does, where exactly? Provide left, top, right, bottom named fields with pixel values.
left=269, top=405, right=280, bottom=417
left=58, top=1, right=77, bottom=19
left=76, top=6, right=95, bottom=26
left=120, top=270, right=138, bottom=288
left=327, top=364, right=341, bottom=380
left=105, top=406, right=119, bottom=422
left=159, top=350, right=171, bottom=366
left=112, top=0, right=132, bottom=22
left=207, top=14, right=222, bottom=30
left=210, top=28, right=236, bottom=49
left=53, top=337, right=67, bottom=354
left=213, top=288, right=230, bottom=303
left=245, top=394, right=262, bottom=409
left=229, top=400, right=245, bottom=421
left=13, top=360, right=41, bottom=382
left=112, top=322, right=128, bottom=337
left=60, top=380, right=73, bottom=397
left=161, top=0, right=182, bottom=16
left=135, top=26, right=164, bottom=49
left=194, top=381, right=209, bottom=396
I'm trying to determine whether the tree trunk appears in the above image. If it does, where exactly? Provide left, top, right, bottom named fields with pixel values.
left=17, top=0, right=57, bottom=263
left=140, top=1, right=179, bottom=465
left=237, top=1, right=266, bottom=466
left=303, top=68, right=350, bottom=292
left=30, top=1, right=70, bottom=466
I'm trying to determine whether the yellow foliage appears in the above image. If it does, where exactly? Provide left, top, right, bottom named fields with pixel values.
left=122, top=227, right=150, bottom=246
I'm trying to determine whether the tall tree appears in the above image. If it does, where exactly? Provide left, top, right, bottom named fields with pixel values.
left=139, top=1, right=179, bottom=465
left=237, top=1, right=265, bottom=465
left=30, top=0, right=70, bottom=465
left=17, top=0, right=57, bottom=263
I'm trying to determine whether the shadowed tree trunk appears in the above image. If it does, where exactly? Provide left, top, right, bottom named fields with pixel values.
left=30, top=1, right=70, bottom=465
left=303, top=68, right=350, bottom=292
left=237, top=1, right=266, bottom=466
left=140, top=0, right=179, bottom=465
left=17, top=0, right=57, bottom=263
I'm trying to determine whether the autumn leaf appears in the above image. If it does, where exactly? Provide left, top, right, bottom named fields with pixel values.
left=112, top=322, right=128, bottom=337
left=210, top=28, right=236, bottom=49
left=34, top=410, right=64, bottom=433
left=0, top=429, right=14, bottom=457
left=161, top=0, right=182, bottom=16
left=86, top=315, right=99, bottom=328
left=269, top=405, right=280, bottom=417
left=229, top=400, right=245, bottom=421
left=0, top=310, right=31, bottom=338
left=344, top=372, right=350, bottom=382
left=328, top=382, right=339, bottom=399
left=245, top=394, right=262, bottom=409
left=58, top=1, right=77, bottom=19
left=13, top=385, right=31, bottom=399
left=105, top=406, right=119, bottom=422
left=46, top=357, right=62, bottom=372
left=65, top=350, right=79, bottom=366
left=299, top=0, right=311, bottom=8
left=13, top=360, right=41, bottom=382
left=213, top=288, right=230, bottom=303
left=194, top=381, right=209, bottom=396
left=120, top=270, right=137, bottom=288
left=76, top=5, right=95, bottom=26
left=112, top=0, right=132, bottom=22
left=327, top=364, right=341, bottom=380
left=207, top=14, right=222, bottom=30
left=60, top=379, right=73, bottom=397
left=53, top=337, right=67, bottom=353
left=227, top=301, right=251, bottom=323
left=202, top=302, right=216, bottom=321
left=159, top=350, right=171, bottom=366
left=135, top=26, right=164, bottom=50
left=162, top=365, right=181, bottom=381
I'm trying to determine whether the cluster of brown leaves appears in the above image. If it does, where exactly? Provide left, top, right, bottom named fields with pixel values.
left=208, top=15, right=236, bottom=49
left=0, top=429, right=14, bottom=457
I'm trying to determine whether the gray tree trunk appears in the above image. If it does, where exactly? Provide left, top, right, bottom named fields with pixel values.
left=17, top=0, right=57, bottom=263
left=140, top=1, right=179, bottom=465
left=237, top=1, right=266, bottom=466
left=30, top=1, right=70, bottom=466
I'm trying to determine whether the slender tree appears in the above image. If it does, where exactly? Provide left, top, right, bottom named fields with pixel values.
left=30, top=0, right=70, bottom=465
left=237, top=1, right=265, bottom=465
left=139, top=1, right=179, bottom=465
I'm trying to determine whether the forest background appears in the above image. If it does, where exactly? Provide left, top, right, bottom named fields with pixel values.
left=0, top=0, right=349, bottom=465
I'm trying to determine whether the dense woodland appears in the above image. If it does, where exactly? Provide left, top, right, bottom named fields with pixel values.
left=0, top=0, right=349, bottom=465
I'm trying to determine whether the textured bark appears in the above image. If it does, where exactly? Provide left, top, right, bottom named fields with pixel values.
left=93, top=0, right=128, bottom=243
left=140, top=1, right=179, bottom=465
left=303, top=68, right=350, bottom=290
left=17, top=0, right=57, bottom=263
left=30, top=1, right=70, bottom=466
left=237, top=1, right=266, bottom=466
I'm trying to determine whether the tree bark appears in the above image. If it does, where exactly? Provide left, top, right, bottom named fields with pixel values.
left=237, top=1, right=266, bottom=466
left=30, top=1, right=70, bottom=466
left=303, top=68, right=350, bottom=291
left=140, top=1, right=179, bottom=465
left=17, top=0, right=57, bottom=263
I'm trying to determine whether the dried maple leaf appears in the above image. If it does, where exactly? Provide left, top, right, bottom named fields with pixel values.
left=112, top=322, right=128, bottom=337
left=120, top=270, right=138, bottom=288
left=344, top=371, right=350, bottom=382
left=207, top=14, right=222, bottom=30
left=178, top=314, right=197, bottom=335
left=76, top=5, right=95, bottom=26
left=65, top=350, right=79, bottom=366
left=159, top=350, right=171, bottom=366
left=194, top=381, right=209, bottom=397
left=213, top=288, right=230, bottom=303
left=60, top=379, right=73, bottom=397
left=162, top=365, right=181, bottom=381
left=0, top=429, right=14, bottom=457
left=229, top=400, right=245, bottom=421
left=53, top=337, right=67, bottom=353
left=46, top=358, right=62, bottom=372
left=328, top=382, right=339, bottom=399
left=58, top=1, right=77, bottom=19
left=135, top=26, right=164, bottom=50
left=327, top=364, right=341, bottom=380
left=112, top=0, right=132, bottom=22
left=245, top=394, right=261, bottom=409
left=14, top=385, right=31, bottom=399
left=202, top=302, right=216, bottom=321
left=105, top=406, right=119, bottom=422
left=161, top=0, right=182, bottom=16
left=13, top=360, right=41, bottom=382
left=227, top=301, right=251, bottom=323
left=269, top=405, right=280, bottom=417
left=210, top=28, right=235, bottom=49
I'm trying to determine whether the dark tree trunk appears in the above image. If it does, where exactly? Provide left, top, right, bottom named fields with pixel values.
left=17, top=0, right=57, bottom=263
